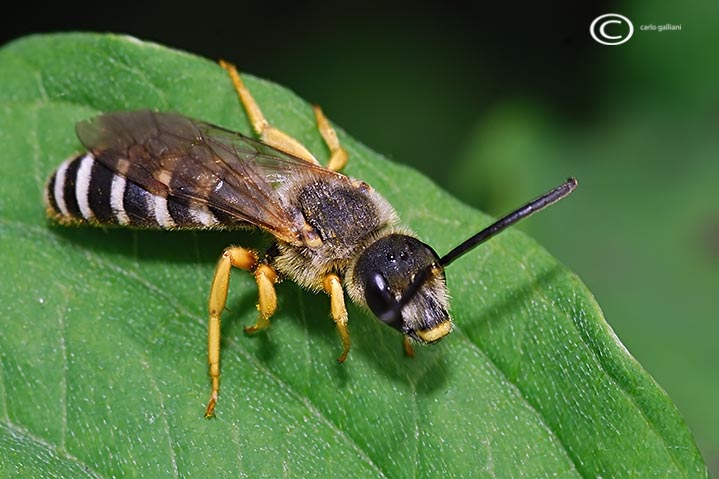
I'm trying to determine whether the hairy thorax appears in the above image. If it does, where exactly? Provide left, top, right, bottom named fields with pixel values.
left=271, top=173, right=398, bottom=291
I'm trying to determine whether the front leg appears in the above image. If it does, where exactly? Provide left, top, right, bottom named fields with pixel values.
left=322, top=273, right=351, bottom=363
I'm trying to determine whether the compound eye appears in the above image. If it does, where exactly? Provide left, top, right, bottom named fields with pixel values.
left=364, top=272, right=401, bottom=327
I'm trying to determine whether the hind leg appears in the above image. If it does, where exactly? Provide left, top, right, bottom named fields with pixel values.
left=205, top=246, right=279, bottom=418
left=220, top=60, right=348, bottom=172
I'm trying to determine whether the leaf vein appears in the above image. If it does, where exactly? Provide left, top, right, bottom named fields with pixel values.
left=0, top=420, right=108, bottom=479
left=73, top=247, right=392, bottom=478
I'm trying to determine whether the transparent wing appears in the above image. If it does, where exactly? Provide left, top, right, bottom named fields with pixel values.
left=76, top=110, right=339, bottom=242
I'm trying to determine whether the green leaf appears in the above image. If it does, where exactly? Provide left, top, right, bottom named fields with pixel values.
left=0, top=33, right=707, bottom=478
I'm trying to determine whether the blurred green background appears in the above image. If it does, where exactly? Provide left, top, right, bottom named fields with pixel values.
left=4, top=0, right=717, bottom=474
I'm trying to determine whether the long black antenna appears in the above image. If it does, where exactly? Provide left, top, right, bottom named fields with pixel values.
left=387, top=177, right=578, bottom=323
left=440, top=177, right=578, bottom=267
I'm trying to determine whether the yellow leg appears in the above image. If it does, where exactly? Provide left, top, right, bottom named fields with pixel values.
left=220, top=60, right=349, bottom=172
left=244, top=264, right=279, bottom=334
left=403, top=336, right=415, bottom=358
left=313, top=106, right=348, bottom=172
left=219, top=60, right=318, bottom=165
left=205, top=246, right=280, bottom=418
left=322, top=274, right=351, bottom=363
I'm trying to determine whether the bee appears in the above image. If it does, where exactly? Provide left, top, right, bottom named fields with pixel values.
left=44, top=61, right=578, bottom=417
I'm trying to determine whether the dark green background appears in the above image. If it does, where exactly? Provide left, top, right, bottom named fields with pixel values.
left=3, top=1, right=717, bottom=474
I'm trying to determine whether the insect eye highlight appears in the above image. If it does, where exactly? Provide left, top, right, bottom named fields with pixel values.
left=364, top=272, right=402, bottom=328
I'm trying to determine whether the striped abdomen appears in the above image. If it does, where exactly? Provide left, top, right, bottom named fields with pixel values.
left=45, top=153, right=227, bottom=229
